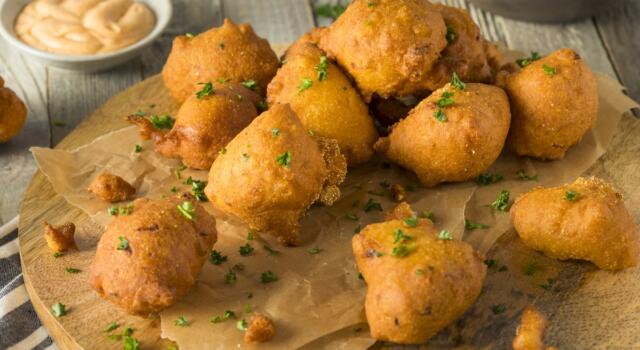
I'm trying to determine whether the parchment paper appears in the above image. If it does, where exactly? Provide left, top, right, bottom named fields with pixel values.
left=30, top=72, right=638, bottom=349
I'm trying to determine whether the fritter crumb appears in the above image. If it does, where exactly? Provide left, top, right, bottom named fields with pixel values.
left=384, top=202, right=416, bottom=221
left=390, top=184, right=407, bottom=202
left=513, top=306, right=556, bottom=350
left=44, top=221, right=76, bottom=252
left=244, top=313, right=276, bottom=344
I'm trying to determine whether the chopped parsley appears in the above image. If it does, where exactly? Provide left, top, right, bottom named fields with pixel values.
left=177, top=201, right=195, bottom=220
left=315, top=3, right=346, bottom=20
left=134, top=144, right=142, bottom=153
left=150, top=114, right=175, bottom=129
left=236, top=319, right=248, bottom=331
left=490, top=190, right=511, bottom=212
left=542, top=64, right=556, bottom=76
left=196, top=82, right=214, bottom=99
left=257, top=99, right=268, bottom=112
left=451, top=72, right=465, bottom=90
left=185, top=33, right=194, bottom=38
left=211, top=310, right=235, bottom=323
left=117, top=236, right=129, bottom=250
left=65, top=267, right=81, bottom=274
left=170, top=186, right=177, bottom=193
left=239, top=243, right=254, bottom=256
left=247, top=232, right=254, bottom=240
left=438, top=229, right=453, bottom=240
left=225, top=270, right=237, bottom=284
left=316, top=55, right=329, bottom=81
left=516, top=169, right=538, bottom=181
left=464, top=219, right=488, bottom=230
left=346, top=213, right=359, bottom=221
left=219, top=147, right=227, bottom=155
left=433, top=90, right=455, bottom=122
left=476, top=173, right=504, bottom=185
left=260, top=270, right=278, bottom=284
left=242, top=79, right=258, bottom=91
left=123, top=336, right=139, bottom=350
left=104, top=322, right=119, bottom=332
left=433, top=109, right=447, bottom=122
left=540, top=278, right=555, bottom=291
left=516, top=52, right=541, bottom=68
left=391, top=243, right=416, bottom=258
left=51, top=302, right=67, bottom=317
left=363, top=198, right=383, bottom=212
left=276, top=151, right=292, bottom=167
left=271, top=128, right=280, bottom=137
left=308, top=247, right=322, bottom=254
left=524, top=262, right=537, bottom=276
left=491, top=304, right=506, bottom=315
left=263, top=245, right=281, bottom=256
left=174, top=316, right=189, bottom=327
left=210, top=250, right=228, bottom=265
left=484, top=259, right=497, bottom=268
left=174, top=165, right=186, bottom=179
left=185, top=177, right=208, bottom=201
left=217, top=77, right=229, bottom=84
left=393, top=228, right=413, bottom=244
left=422, top=209, right=433, bottom=219
left=565, top=190, right=580, bottom=202
left=403, top=216, right=418, bottom=228
left=298, top=78, right=313, bottom=93
left=108, top=203, right=134, bottom=216
left=446, top=25, right=456, bottom=43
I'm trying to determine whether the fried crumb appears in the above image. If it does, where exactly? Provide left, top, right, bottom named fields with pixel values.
left=384, top=202, right=416, bottom=221
left=244, top=312, right=276, bottom=344
left=44, top=221, right=76, bottom=252
left=88, top=172, right=136, bottom=202
left=513, top=305, right=556, bottom=350
left=390, top=184, right=407, bottom=202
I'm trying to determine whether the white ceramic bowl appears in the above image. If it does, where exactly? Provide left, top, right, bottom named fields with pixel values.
left=0, top=0, right=172, bottom=72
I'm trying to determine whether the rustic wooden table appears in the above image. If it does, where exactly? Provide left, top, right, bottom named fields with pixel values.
left=0, top=0, right=638, bottom=226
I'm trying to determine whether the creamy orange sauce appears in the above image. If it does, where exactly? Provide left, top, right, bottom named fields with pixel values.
left=14, top=0, right=155, bottom=55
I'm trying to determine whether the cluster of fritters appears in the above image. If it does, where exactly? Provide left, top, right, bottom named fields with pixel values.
left=40, top=0, right=638, bottom=347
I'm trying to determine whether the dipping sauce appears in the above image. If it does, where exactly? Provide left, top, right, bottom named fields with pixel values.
left=14, top=0, right=155, bottom=55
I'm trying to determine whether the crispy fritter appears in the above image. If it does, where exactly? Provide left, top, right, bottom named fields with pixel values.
left=513, top=306, right=556, bottom=350
left=511, top=177, right=639, bottom=270
left=0, top=76, right=27, bottom=143
left=162, top=19, right=279, bottom=102
left=89, top=195, right=217, bottom=315
left=44, top=221, right=76, bottom=253
left=501, top=48, right=598, bottom=159
left=87, top=172, right=136, bottom=202
left=352, top=204, right=486, bottom=344
left=375, top=82, right=511, bottom=187
left=421, top=5, right=493, bottom=91
left=244, top=313, right=276, bottom=344
left=128, top=82, right=260, bottom=170
left=267, top=43, right=378, bottom=166
left=319, top=0, right=447, bottom=100
left=205, top=103, right=346, bottom=246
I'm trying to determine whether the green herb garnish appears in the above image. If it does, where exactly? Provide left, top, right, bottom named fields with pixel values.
left=451, top=72, right=465, bottom=90
left=271, top=128, right=280, bottom=137
left=51, top=302, right=67, bottom=317
left=210, top=250, right=228, bottom=265
left=134, top=144, right=142, bottom=153
left=438, top=229, right=453, bottom=240
left=516, top=52, right=541, bottom=68
left=263, top=245, right=280, bottom=256
left=225, top=270, right=237, bottom=284
left=542, top=64, right=556, bottom=76
left=464, top=219, right=488, bottom=230
left=446, top=25, right=456, bottom=43
left=104, top=322, right=119, bottom=332
left=239, top=243, right=254, bottom=256
left=276, top=151, right=292, bottom=167
left=565, top=190, right=580, bottom=201
left=316, top=56, right=329, bottom=81
left=393, top=228, right=413, bottom=244
left=174, top=316, right=189, bottom=327
left=117, top=236, right=129, bottom=250
left=516, top=169, right=538, bottom=181
left=308, top=247, right=322, bottom=254
left=211, top=310, right=235, bottom=323
left=260, top=270, right=278, bottom=284
left=391, top=243, right=416, bottom=258
left=150, top=114, right=175, bottom=129
left=237, top=319, right=248, bottom=331
left=196, top=82, right=215, bottom=99
left=298, top=78, right=313, bottom=93
left=403, top=216, right=418, bottom=228
left=490, top=190, right=511, bottom=212
left=65, top=267, right=81, bottom=273
left=177, top=201, right=195, bottom=220
left=315, top=3, right=346, bottom=20
left=491, top=304, right=506, bottom=315
left=242, top=79, right=258, bottom=91
left=476, top=173, right=504, bottom=185
left=363, top=198, right=383, bottom=212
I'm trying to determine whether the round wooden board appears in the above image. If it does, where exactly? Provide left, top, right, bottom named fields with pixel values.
left=18, top=75, right=180, bottom=350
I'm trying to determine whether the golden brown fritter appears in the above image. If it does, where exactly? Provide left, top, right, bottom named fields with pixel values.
left=0, top=76, right=27, bottom=143
left=205, top=103, right=346, bottom=246
left=283, top=27, right=326, bottom=60
left=421, top=5, right=493, bottom=91
left=375, top=82, right=511, bottom=187
left=244, top=313, right=276, bottom=344
left=511, top=177, right=639, bottom=270
left=87, top=172, right=136, bottom=202
left=89, top=195, right=217, bottom=315
left=267, top=43, right=378, bottom=166
left=500, top=48, right=598, bottom=160
left=512, top=306, right=557, bottom=350
left=352, top=204, right=486, bottom=344
left=319, top=0, right=447, bottom=100
left=128, top=82, right=260, bottom=170
left=162, top=19, right=279, bottom=102
left=44, top=221, right=76, bottom=253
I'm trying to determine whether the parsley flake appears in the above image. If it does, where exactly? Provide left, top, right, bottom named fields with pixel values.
left=484, top=259, right=497, bottom=268
left=308, top=247, right=322, bottom=254
left=237, top=319, right=248, bottom=331
left=123, top=336, right=139, bottom=350
left=316, top=56, right=329, bottom=81
left=524, top=262, right=537, bottom=276
left=438, top=229, right=453, bottom=241
left=422, top=209, right=433, bottom=219
left=276, top=151, right=292, bottom=167
left=134, top=144, right=142, bottom=153
left=490, top=190, right=511, bottom=212
left=150, top=114, right=175, bottom=129
left=516, top=52, right=541, bottom=68
left=271, top=128, right=280, bottom=137
left=196, top=82, right=215, bottom=99
left=363, top=198, right=383, bottom=212
left=465, top=219, right=488, bottom=230
left=433, top=108, right=447, bottom=122
left=104, top=322, right=119, bottom=332
left=53, top=252, right=63, bottom=258
left=446, top=25, right=456, bottom=43
left=393, top=228, right=413, bottom=243
left=263, top=245, right=281, bottom=256
left=257, top=100, right=268, bottom=112
left=225, top=270, right=237, bottom=284
left=117, top=236, right=129, bottom=250
left=211, top=310, right=235, bottom=323
left=210, top=250, right=228, bottom=265
left=242, top=79, right=258, bottom=91
left=298, top=78, right=313, bottom=93
left=391, top=242, right=416, bottom=258
left=315, top=3, right=346, bottom=20
left=174, top=316, right=190, bottom=327
left=177, top=201, right=195, bottom=220
left=403, top=216, right=418, bottom=228
left=260, top=270, right=278, bottom=284
left=516, top=169, right=538, bottom=181
left=565, top=190, right=580, bottom=202
left=476, top=173, right=504, bottom=185
left=239, top=243, right=254, bottom=256
left=51, top=302, right=67, bottom=317
left=65, top=267, right=81, bottom=274
left=542, top=64, right=557, bottom=76
left=451, top=72, right=465, bottom=90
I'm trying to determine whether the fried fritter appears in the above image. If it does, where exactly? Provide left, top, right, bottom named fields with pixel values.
left=128, top=82, right=260, bottom=170
left=0, top=76, right=27, bottom=143
left=319, top=0, right=447, bottom=100
left=283, top=27, right=326, bottom=60
left=162, top=19, right=279, bottom=102
left=88, top=172, right=136, bottom=202
left=205, top=103, right=347, bottom=246
left=375, top=81, right=511, bottom=187
left=421, top=4, right=493, bottom=91
left=89, top=195, right=217, bottom=315
left=244, top=313, right=276, bottom=344
left=352, top=204, right=486, bottom=344
left=44, top=221, right=76, bottom=253
left=501, top=48, right=598, bottom=160
left=267, top=43, right=378, bottom=166
left=511, top=177, right=638, bottom=270
left=513, top=306, right=557, bottom=350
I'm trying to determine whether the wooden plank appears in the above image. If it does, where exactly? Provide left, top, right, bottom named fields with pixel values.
left=0, top=38, right=50, bottom=225
left=593, top=0, right=640, bottom=102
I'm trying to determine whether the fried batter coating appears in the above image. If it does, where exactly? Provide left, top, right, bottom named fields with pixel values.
left=352, top=205, right=486, bottom=344
left=0, top=76, right=27, bottom=143
left=421, top=5, right=493, bottom=91
left=512, top=306, right=556, bottom=350
left=128, top=83, right=260, bottom=169
left=44, top=221, right=76, bottom=253
left=375, top=82, right=511, bottom=187
left=205, top=103, right=347, bottom=246
left=87, top=172, right=136, bottom=202
left=89, top=195, right=217, bottom=315
left=319, top=0, right=447, bottom=100
left=162, top=19, right=279, bottom=102
left=511, top=177, right=639, bottom=270
left=501, top=48, right=598, bottom=160
left=267, top=43, right=378, bottom=166
left=283, top=27, right=326, bottom=60
left=244, top=313, right=276, bottom=344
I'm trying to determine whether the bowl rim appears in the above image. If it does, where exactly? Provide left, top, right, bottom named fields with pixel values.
left=0, top=0, right=173, bottom=63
